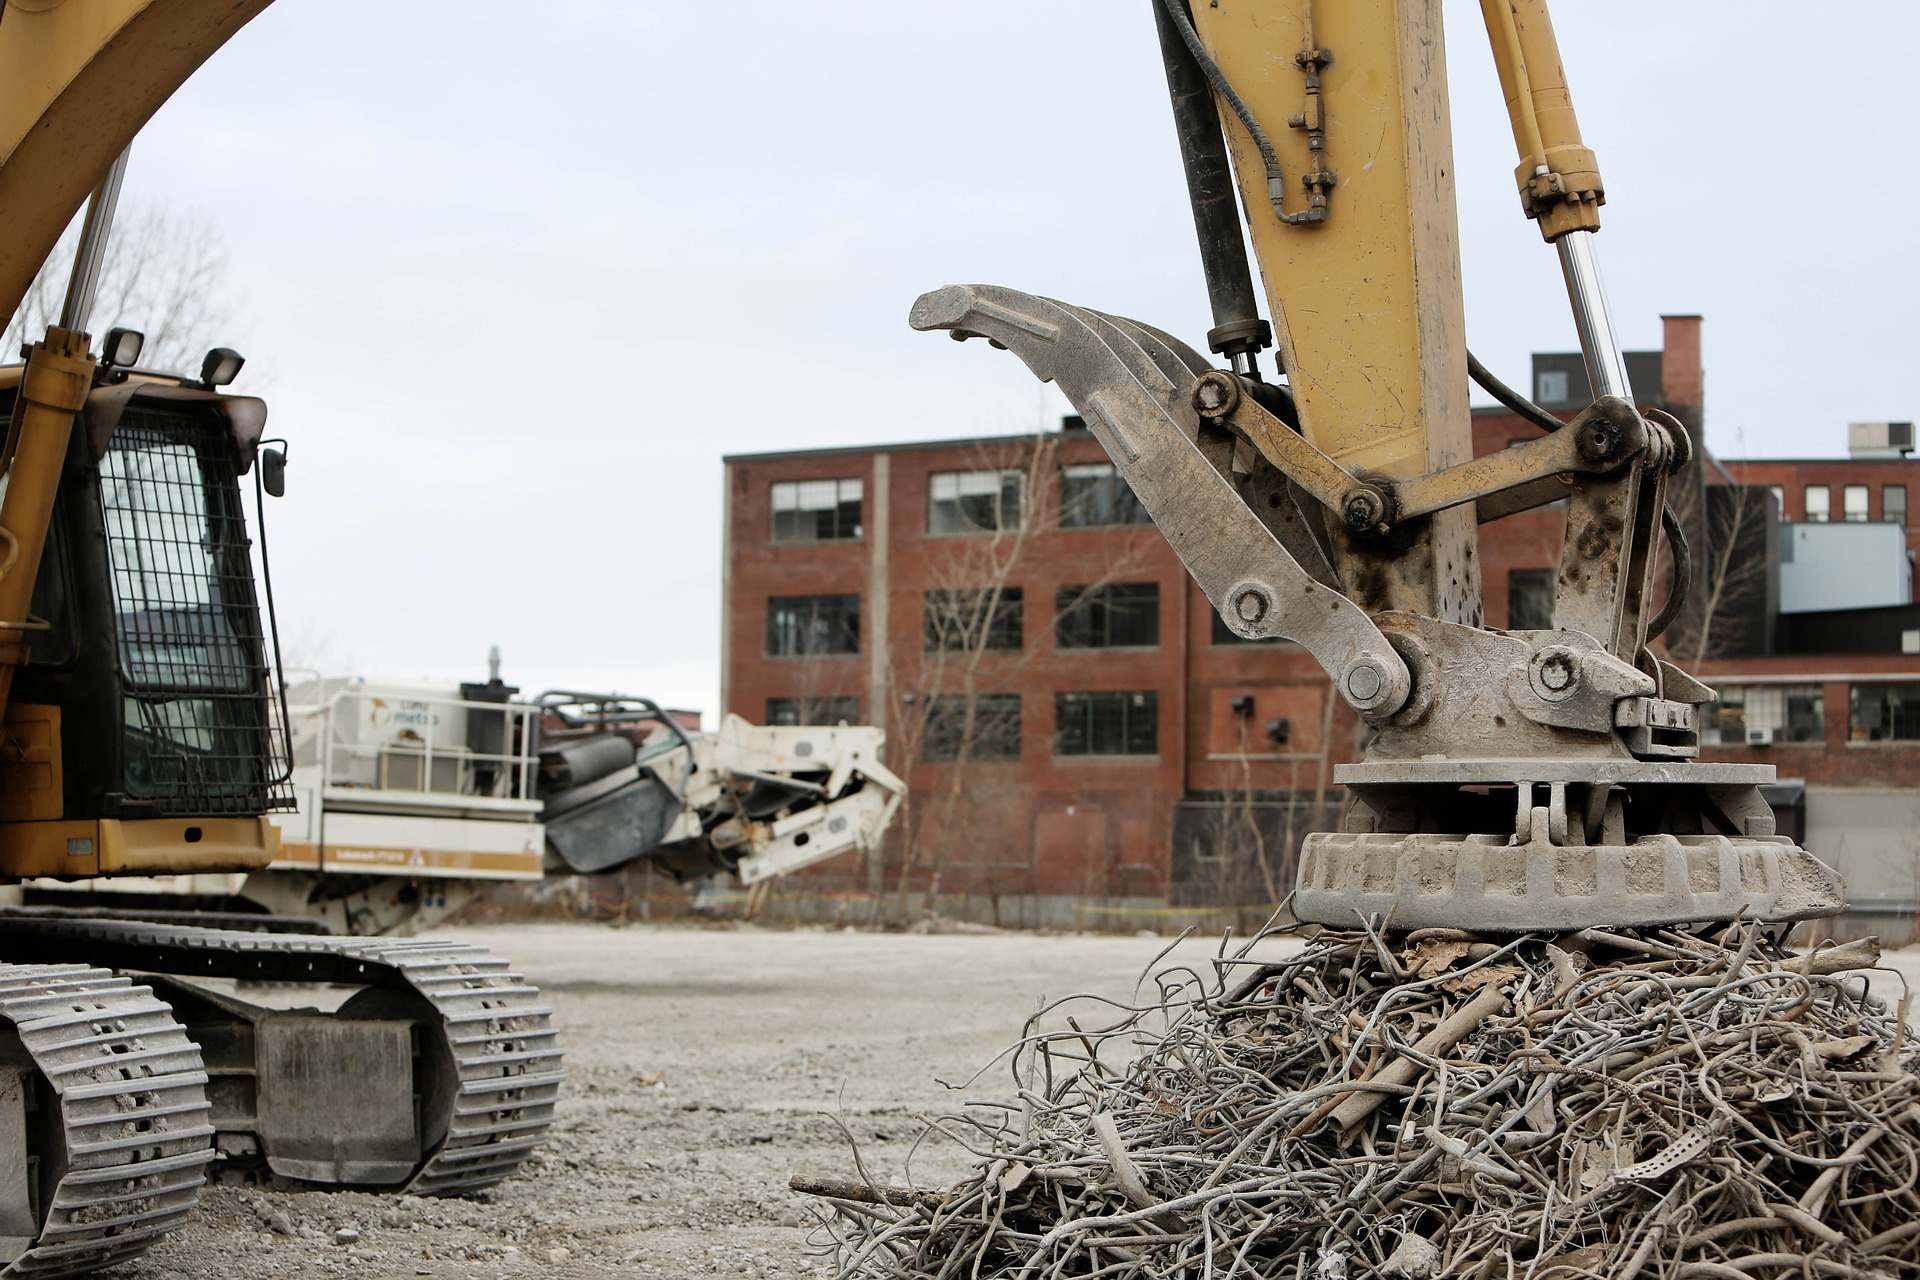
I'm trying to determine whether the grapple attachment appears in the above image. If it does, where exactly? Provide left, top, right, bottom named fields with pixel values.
left=913, top=283, right=1845, bottom=932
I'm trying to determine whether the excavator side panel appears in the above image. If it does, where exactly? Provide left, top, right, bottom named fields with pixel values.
left=1189, top=0, right=1479, bottom=624
left=0, top=816, right=274, bottom=878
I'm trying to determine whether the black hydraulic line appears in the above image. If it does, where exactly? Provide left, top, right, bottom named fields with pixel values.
left=1150, top=0, right=1271, bottom=364
left=1464, top=350, right=1692, bottom=642
left=1646, top=502, right=1692, bottom=642
left=1468, top=349, right=1564, bottom=434
left=1154, top=0, right=1292, bottom=230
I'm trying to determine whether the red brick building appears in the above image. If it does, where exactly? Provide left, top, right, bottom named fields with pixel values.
left=723, top=317, right=1920, bottom=935
left=721, top=427, right=1356, bottom=924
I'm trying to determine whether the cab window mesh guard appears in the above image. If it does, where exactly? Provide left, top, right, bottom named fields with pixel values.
left=100, top=405, right=292, bottom=813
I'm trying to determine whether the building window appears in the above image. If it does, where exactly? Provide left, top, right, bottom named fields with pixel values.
left=924, top=588, right=1022, bottom=653
left=1210, top=611, right=1290, bottom=646
left=1056, top=582, right=1159, bottom=648
left=1768, top=485, right=1785, bottom=516
left=1060, top=462, right=1150, bottom=528
left=1844, top=484, right=1870, bottom=523
left=1507, top=568, right=1556, bottom=631
left=922, top=694, right=1021, bottom=762
left=767, top=594, right=859, bottom=656
left=1701, top=684, right=1822, bottom=745
left=1535, top=370, right=1569, bottom=404
left=929, top=469, right=1025, bottom=535
left=1850, top=683, right=1920, bottom=742
left=771, top=478, right=862, bottom=543
left=767, top=696, right=859, bottom=726
left=1885, top=484, right=1908, bottom=527
left=1056, top=691, right=1157, bottom=757
left=1804, top=484, right=1830, bottom=522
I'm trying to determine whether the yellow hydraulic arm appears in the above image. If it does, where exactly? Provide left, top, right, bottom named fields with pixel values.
left=0, top=0, right=274, bottom=329
left=1169, top=0, right=1633, bottom=626
left=0, top=0, right=275, bottom=713
left=1186, top=0, right=1480, bottom=626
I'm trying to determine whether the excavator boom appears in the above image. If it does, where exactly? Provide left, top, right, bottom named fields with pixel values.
left=917, top=0, right=1846, bottom=936
left=1167, top=0, right=1480, bottom=625
left=0, top=0, right=275, bottom=330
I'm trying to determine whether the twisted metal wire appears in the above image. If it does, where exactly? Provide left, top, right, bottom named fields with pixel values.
left=802, top=923, right=1920, bottom=1280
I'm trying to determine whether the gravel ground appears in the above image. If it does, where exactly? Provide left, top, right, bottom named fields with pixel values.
left=113, top=923, right=1920, bottom=1280
left=119, top=922, right=1239, bottom=1280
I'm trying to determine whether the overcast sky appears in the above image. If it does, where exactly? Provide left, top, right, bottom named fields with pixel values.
left=101, top=0, right=1917, bottom=719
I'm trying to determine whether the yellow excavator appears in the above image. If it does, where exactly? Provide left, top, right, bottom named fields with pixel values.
left=0, top=11, right=914, bottom=1275
left=0, top=0, right=1850, bottom=1276
left=0, top=7, right=558, bottom=1275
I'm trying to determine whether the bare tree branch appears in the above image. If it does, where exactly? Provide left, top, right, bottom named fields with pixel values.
left=1665, top=478, right=1769, bottom=664
left=3, top=203, right=240, bottom=372
left=887, top=434, right=1160, bottom=917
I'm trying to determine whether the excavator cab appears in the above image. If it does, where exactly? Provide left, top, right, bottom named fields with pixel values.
left=0, top=359, right=562, bottom=1241
left=0, top=360, right=288, bottom=877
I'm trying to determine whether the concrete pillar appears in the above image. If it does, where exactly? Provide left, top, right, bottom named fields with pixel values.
left=864, top=453, right=891, bottom=902
left=720, top=462, right=735, bottom=716
left=865, top=453, right=890, bottom=724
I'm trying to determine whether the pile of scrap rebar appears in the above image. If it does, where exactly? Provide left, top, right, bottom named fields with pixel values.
left=799, top=924, right=1920, bottom=1280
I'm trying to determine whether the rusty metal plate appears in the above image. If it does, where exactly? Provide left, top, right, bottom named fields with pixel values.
left=257, top=1015, right=418, bottom=1185
left=1335, top=760, right=1776, bottom=786
left=1294, top=831, right=1845, bottom=933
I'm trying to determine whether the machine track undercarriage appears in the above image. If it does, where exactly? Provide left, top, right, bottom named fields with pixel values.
left=0, top=918, right=560, bottom=1277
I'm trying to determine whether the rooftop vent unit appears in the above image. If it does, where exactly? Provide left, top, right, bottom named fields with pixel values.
left=1848, top=421, right=1915, bottom=458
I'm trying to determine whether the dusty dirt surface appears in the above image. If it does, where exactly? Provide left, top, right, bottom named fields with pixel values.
left=112, top=925, right=1920, bottom=1280
left=118, top=922, right=1237, bottom=1280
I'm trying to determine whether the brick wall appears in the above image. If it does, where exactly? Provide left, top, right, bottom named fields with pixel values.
left=723, top=432, right=1362, bottom=904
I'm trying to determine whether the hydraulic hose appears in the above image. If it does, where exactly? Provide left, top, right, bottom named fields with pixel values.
left=1467, top=349, right=1691, bottom=643
left=1155, top=0, right=1290, bottom=225
left=1467, top=349, right=1564, bottom=434
left=1646, top=502, right=1691, bottom=642
left=1150, top=0, right=1270, bottom=363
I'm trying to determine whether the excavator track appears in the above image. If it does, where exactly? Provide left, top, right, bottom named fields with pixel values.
left=0, top=963, right=214, bottom=1280
left=0, top=919, right=561, bottom=1198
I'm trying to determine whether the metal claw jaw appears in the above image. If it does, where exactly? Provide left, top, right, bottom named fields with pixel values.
left=910, top=284, right=1409, bottom=719
left=911, top=284, right=1847, bottom=934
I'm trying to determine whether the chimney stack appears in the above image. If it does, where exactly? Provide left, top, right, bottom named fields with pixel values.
left=1660, top=315, right=1703, bottom=410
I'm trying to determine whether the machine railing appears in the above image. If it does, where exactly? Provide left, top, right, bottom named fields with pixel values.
left=536, top=690, right=699, bottom=774
left=286, top=683, right=543, bottom=813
